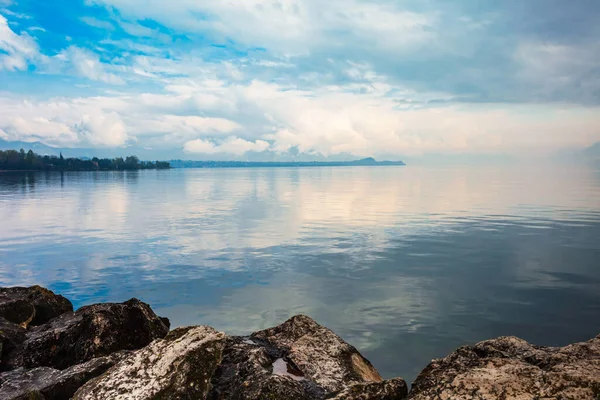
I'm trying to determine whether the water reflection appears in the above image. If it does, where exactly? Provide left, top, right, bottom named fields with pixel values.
left=0, top=165, right=599, bottom=382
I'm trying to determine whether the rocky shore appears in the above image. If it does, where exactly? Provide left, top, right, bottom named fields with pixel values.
left=0, top=286, right=598, bottom=399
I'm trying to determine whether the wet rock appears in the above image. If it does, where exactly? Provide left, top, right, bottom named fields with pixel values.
left=208, top=337, right=322, bottom=400
left=0, top=351, right=130, bottom=400
left=327, top=378, right=408, bottom=400
left=252, top=315, right=385, bottom=394
left=0, top=286, right=73, bottom=327
left=7, top=298, right=169, bottom=370
left=409, top=334, right=600, bottom=400
left=0, top=318, right=26, bottom=370
left=73, top=326, right=226, bottom=400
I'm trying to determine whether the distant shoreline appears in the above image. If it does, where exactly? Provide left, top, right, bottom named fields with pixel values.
left=170, top=157, right=406, bottom=168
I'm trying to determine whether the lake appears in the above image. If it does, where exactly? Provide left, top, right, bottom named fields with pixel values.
left=1, top=165, right=599, bottom=383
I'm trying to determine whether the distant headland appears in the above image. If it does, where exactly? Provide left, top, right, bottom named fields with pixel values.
left=170, top=157, right=406, bottom=168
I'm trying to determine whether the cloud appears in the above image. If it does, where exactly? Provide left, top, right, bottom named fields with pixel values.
left=0, top=96, right=129, bottom=147
left=77, top=112, right=129, bottom=146
left=1, top=115, right=79, bottom=146
left=0, top=13, right=39, bottom=71
left=2, top=72, right=599, bottom=157
left=184, top=137, right=270, bottom=155
left=86, top=0, right=433, bottom=54
left=515, top=41, right=600, bottom=103
left=54, top=46, right=125, bottom=84
left=80, top=16, right=115, bottom=31
left=147, top=115, right=240, bottom=136
left=1, top=1, right=599, bottom=158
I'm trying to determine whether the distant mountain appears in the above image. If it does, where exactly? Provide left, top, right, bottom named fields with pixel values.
left=584, top=142, right=600, bottom=160
left=0, top=139, right=175, bottom=160
left=169, top=158, right=405, bottom=168
left=0, top=140, right=405, bottom=166
left=0, top=140, right=61, bottom=155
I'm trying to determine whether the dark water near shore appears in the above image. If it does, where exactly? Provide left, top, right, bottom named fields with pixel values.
left=1, top=165, right=599, bottom=383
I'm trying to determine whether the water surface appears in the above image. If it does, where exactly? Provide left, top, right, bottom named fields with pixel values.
left=1, top=165, right=599, bottom=383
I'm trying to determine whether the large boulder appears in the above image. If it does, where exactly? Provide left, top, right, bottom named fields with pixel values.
left=327, top=379, right=408, bottom=400
left=7, top=298, right=169, bottom=370
left=74, top=316, right=407, bottom=400
left=0, top=286, right=73, bottom=327
left=409, top=334, right=600, bottom=399
left=73, top=326, right=226, bottom=400
left=251, top=315, right=385, bottom=394
left=208, top=336, right=322, bottom=400
left=0, top=318, right=26, bottom=369
left=0, top=351, right=130, bottom=400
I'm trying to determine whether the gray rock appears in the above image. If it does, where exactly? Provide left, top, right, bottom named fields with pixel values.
left=251, top=315, right=385, bottom=394
left=327, top=378, right=408, bottom=400
left=409, top=334, right=600, bottom=400
left=0, top=352, right=130, bottom=400
left=74, top=316, right=407, bottom=400
left=0, top=318, right=26, bottom=370
left=208, top=337, right=322, bottom=400
left=73, top=326, right=226, bottom=400
left=7, top=298, right=169, bottom=370
left=0, top=286, right=73, bottom=327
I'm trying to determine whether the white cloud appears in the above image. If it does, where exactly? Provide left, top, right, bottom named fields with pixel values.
left=515, top=41, right=600, bottom=102
left=55, top=46, right=125, bottom=84
left=77, top=112, right=129, bottom=146
left=131, top=115, right=241, bottom=139
left=0, top=13, right=39, bottom=71
left=184, top=137, right=270, bottom=155
left=0, top=96, right=129, bottom=147
left=80, top=16, right=115, bottom=30
left=86, top=0, right=433, bottom=54
left=1, top=115, right=79, bottom=146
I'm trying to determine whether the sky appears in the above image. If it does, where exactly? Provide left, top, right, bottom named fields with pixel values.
left=0, top=0, right=599, bottom=161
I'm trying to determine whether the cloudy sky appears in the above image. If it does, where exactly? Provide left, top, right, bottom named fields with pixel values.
left=0, top=0, right=599, bottom=160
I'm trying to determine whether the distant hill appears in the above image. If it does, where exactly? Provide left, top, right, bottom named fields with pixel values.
left=170, top=158, right=405, bottom=168
left=584, top=142, right=600, bottom=161
left=0, top=140, right=60, bottom=155
left=0, top=139, right=172, bottom=160
left=0, top=140, right=405, bottom=167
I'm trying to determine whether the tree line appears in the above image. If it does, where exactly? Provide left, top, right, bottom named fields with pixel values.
left=0, top=149, right=170, bottom=171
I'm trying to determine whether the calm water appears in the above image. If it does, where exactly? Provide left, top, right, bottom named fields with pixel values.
left=1, top=165, right=600, bottom=383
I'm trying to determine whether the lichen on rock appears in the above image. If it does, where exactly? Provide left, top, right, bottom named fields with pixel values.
left=73, top=326, right=226, bottom=400
left=252, top=315, right=384, bottom=394
left=327, top=378, right=408, bottom=400
left=409, top=335, right=600, bottom=399
left=6, top=298, right=169, bottom=370
left=0, top=351, right=130, bottom=400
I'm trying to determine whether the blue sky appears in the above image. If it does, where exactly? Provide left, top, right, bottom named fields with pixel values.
left=0, top=0, right=599, bottom=160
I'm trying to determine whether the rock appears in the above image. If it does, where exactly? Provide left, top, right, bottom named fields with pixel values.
left=0, top=286, right=73, bottom=327
left=208, top=336, right=322, bottom=400
left=7, top=298, right=169, bottom=370
left=159, top=316, right=171, bottom=330
left=0, top=352, right=130, bottom=400
left=0, top=297, right=35, bottom=328
left=73, top=326, right=226, bottom=400
left=409, top=334, right=600, bottom=400
left=74, top=316, right=407, bottom=400
left=0, top=318, right=26, bottom=370
left=327, top=378, right=408, bottom=400
left=251, top=315, right=385, bottom=394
